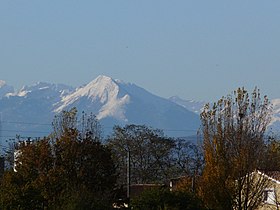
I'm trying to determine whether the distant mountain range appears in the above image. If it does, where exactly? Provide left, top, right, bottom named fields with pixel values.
left=169, top=96, right=205, bottom=114
left=1, top=75, right=280, bottom=148
left=0, top=76, right=201, bottom=145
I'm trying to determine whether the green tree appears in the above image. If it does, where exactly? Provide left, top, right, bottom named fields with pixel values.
left=0, top=138, right=52, bottom=209
left=0, top=109, right=117, bottom=210
left=199, top=87, right=272, bottom=210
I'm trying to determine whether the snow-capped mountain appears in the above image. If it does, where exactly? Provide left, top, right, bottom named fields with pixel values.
left=4, top=75, right=280, bottom=144
left=0, top=76, right=200, bottom=143
left=54, top=75, right=200, bottom=136
left=169, top=96, right=206, bottom=114
left=0, top=82, right=75, bottom=144
left=269, top=99, right=280, bottom=133
left=55, top=76, right=130, bottom=122
left=14, top=82, right=74, bottom=98
left=0, top=80, right=14, bottom=98
left=171, top=96, right=280, bottom=135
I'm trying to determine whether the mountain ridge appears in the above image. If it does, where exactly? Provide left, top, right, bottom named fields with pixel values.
left=2, top=76, right=280, bottom=140
left=0, top=76, right=200, bottom=141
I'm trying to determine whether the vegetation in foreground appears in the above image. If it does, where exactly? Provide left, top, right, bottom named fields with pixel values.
left=0, top=87, right=279, bottom=210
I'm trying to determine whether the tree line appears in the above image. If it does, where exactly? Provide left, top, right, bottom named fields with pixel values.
left=0, top=87, right=279, bottom=210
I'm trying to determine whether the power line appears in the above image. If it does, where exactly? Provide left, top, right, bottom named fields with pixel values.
left=0, top=120, right=199, bottom=136
left=161, top=129, right=199, bottom=132
left=1, top=129, right=50, bottom=134
left=2, top=121, right=199, bottom=132
left=1, top=121, right=52, bottom=126
left=0, top=113, right=2, bottom=156
left=102, top=126, right=198, bottom=132
left=1, top=135, right=40, bottom=139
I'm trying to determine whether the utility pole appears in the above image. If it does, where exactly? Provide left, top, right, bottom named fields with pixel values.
left=0, top=112, right=2, bottom=157
left=0, top=113, right=4, bottom=175
left=127, top=149, right=131, bottom=209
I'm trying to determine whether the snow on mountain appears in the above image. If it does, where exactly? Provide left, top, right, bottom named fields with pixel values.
left=55, top=75, right=130, bottom=122
left=15, top=82, right=74, bottom=99
left=0, top=82, right=75, bottom=143
left=169, top=96, right=205, bottom=114
left=0, top=80, right=6, bottom=88
left=7, top=75, right=280, bottom=141
left=272, top=98, right=280, bottom=111
left=0, top=80, right=14, bottom=98
left=54, top=76, right=200, bottom=136
left=169, top=96, right=280, bottom=135
left=269, top=99, right=280, bottom=133
left=6, top=75, right=280, bottom=140
left=0, top=76, right=202, bottom=141
left=260, top=98, right=280, bottom=134
left=5, top=82, right=75, bottom=120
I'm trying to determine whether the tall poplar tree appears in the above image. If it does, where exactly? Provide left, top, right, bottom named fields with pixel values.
left=199, top=87, right=272, bottom=210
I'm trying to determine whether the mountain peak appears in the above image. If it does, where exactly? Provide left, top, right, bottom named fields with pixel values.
left=55, top=75, right=130, bottom=122
left=169, top=96, right=205, bottom=114
left=94, top=75, right=114, bottom=83
left=0, top=80, right=14, bottom=98
left=0, top=80, right=6, bottom=88
left=0, top=76, right=202, bottom=138
left=75, top=75, right=120, bottom=101
left=86, top=75, right=119, bottom=96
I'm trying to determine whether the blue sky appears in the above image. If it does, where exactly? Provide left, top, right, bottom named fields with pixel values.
left=1, top=1, right=280, bottom=102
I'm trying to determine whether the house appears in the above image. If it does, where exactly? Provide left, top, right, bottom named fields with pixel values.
left=169, top=176, right=193, bottom=192
left=246, top=170, right=280, bottom=210
left=169, top=175, right=201, bottom=192
left=13, top=138, right=34, bottom=172
left=257, top=171, right=280, bottom=210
